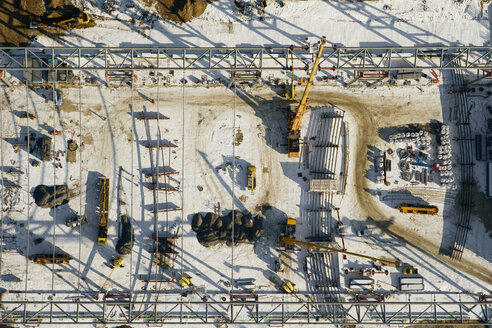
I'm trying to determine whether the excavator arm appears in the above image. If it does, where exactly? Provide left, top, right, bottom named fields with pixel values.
left=287, top=36, right=327, bottom=157
left=278, top=235, right=401, bottom=267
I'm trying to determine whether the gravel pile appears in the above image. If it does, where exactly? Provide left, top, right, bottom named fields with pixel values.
left=192, top=210, right=264, bottom=247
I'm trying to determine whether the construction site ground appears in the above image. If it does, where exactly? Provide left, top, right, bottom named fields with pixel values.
left=1, top=80, right=491, bottom=305
left=1, top=0, right=492, bottom=324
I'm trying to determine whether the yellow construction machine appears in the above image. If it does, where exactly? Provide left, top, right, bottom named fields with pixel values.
left=95, top=256, right=124, bottom=300
left=278, top=235, right=401, bottom=267
left=287, top=37, right=327, bottom=157
left=247, top=165, right=256, bottom=191
left=57, top=13, right=90, bottom=27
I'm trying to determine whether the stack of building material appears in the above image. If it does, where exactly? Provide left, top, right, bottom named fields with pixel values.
left=399, top=277, right=424, bottom=291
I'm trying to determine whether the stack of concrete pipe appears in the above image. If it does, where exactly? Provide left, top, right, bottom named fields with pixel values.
left=437, top=125, right=457, bottom=190
left=389, top=130, right=431, bottom=146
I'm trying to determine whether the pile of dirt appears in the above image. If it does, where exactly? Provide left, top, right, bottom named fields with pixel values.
left=140, top=0, right=209, bottom=23
left=33, top=184, right=70, bottom=208
left=192, top=210, right=264, bottom=247
left=21, top=0, right=46, bottom=16
left=116, top=215, right=134, bottom=255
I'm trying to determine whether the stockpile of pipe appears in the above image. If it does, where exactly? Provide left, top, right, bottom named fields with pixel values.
left=375, top=156, right=385, bottom=184
left=389, top=130, right=431, bottom=148
left=437, top=125, right=457, bottom=190
left=192, top=210, right=264, bottom=247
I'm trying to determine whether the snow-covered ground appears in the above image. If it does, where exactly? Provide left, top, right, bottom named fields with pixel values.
left=1, top=81, right=491, bottom=302
left=1, top=0, right=492, bottom=326
left=36, top=0, right=492, bottom=47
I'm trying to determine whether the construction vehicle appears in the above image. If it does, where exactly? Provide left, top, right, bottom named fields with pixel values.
left=65, top=213, right=88, bottom=227
left=95, top=256, right=123, bottom=300
left=280, top=218, right=297, bottom=252
left=397, top=203, right=438, bottom=215
left=247, top=165, right=256, bottom=191
left=402, top=267, right=419, bottom=275
left=278, top=235, right=401, bottom=267
left=179, top=275, right=208, bottom=301
left=49, top=13, right=90, bottom=28
left=98, top=177, right=109, bottom=245
left=33, top=254, right=72, bottom=264
left=287, top=37, right=327, bottom=157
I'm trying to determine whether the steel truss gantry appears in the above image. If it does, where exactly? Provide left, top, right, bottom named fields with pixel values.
left=1, top=298, right=491, bottom=325
left=2, top=46, right=492, bottom=72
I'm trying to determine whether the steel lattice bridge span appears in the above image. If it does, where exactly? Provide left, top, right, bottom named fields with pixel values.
left=1, top=298, right=491, bottom=326
left=1, top=45, right=492, bottom=73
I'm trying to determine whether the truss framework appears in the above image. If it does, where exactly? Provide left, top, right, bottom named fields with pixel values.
left=1, top=46, right=492, bottom=72
left=0, top=299, right=490, bottom=325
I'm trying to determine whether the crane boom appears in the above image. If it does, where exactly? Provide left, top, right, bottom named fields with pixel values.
left=278, top=235, right=401, bottom=267
left=287, top=36, right=327, bottom=157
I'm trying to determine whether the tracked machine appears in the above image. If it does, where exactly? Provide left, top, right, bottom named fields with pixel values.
left=287, top=37, right=327, bottom=157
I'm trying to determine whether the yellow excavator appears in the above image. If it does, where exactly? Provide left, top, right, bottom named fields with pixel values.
left=278, top=235, right=401, bottom=267
left=56, top=13, right=90, bottom=27
left=287, top=37, right=327, bottom=157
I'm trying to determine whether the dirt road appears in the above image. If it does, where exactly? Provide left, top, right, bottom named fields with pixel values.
left=308, top=89, right=492, bottom=286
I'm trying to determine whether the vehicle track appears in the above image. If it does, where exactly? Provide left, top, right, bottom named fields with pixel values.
left=307, top=90, right=492, bottom=285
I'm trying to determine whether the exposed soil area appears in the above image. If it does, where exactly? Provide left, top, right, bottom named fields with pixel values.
left=0, top=0, right=35, bottom=45
left=140, top=0, right=209, bottom=23
left=0, top=0, right=93, bottom=45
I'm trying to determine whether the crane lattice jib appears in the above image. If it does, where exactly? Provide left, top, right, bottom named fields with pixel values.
left=289, top=37, right=327, bottom=134
left=278, top=235, right=401, bottom=267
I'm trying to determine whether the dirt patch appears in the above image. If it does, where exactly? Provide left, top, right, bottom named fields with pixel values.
left=22, top=0, right=46, bottom=16
left=0, top=0, right=36, bottom=45
left=140, top=0, right=209, bottom=23
left=235, top=129, right=243, bottom=146
left=0, top=0, right=93, bottom=45
left=82, top=135, right=93, bottom=145
left=59, top=99, right=78, bottom=113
